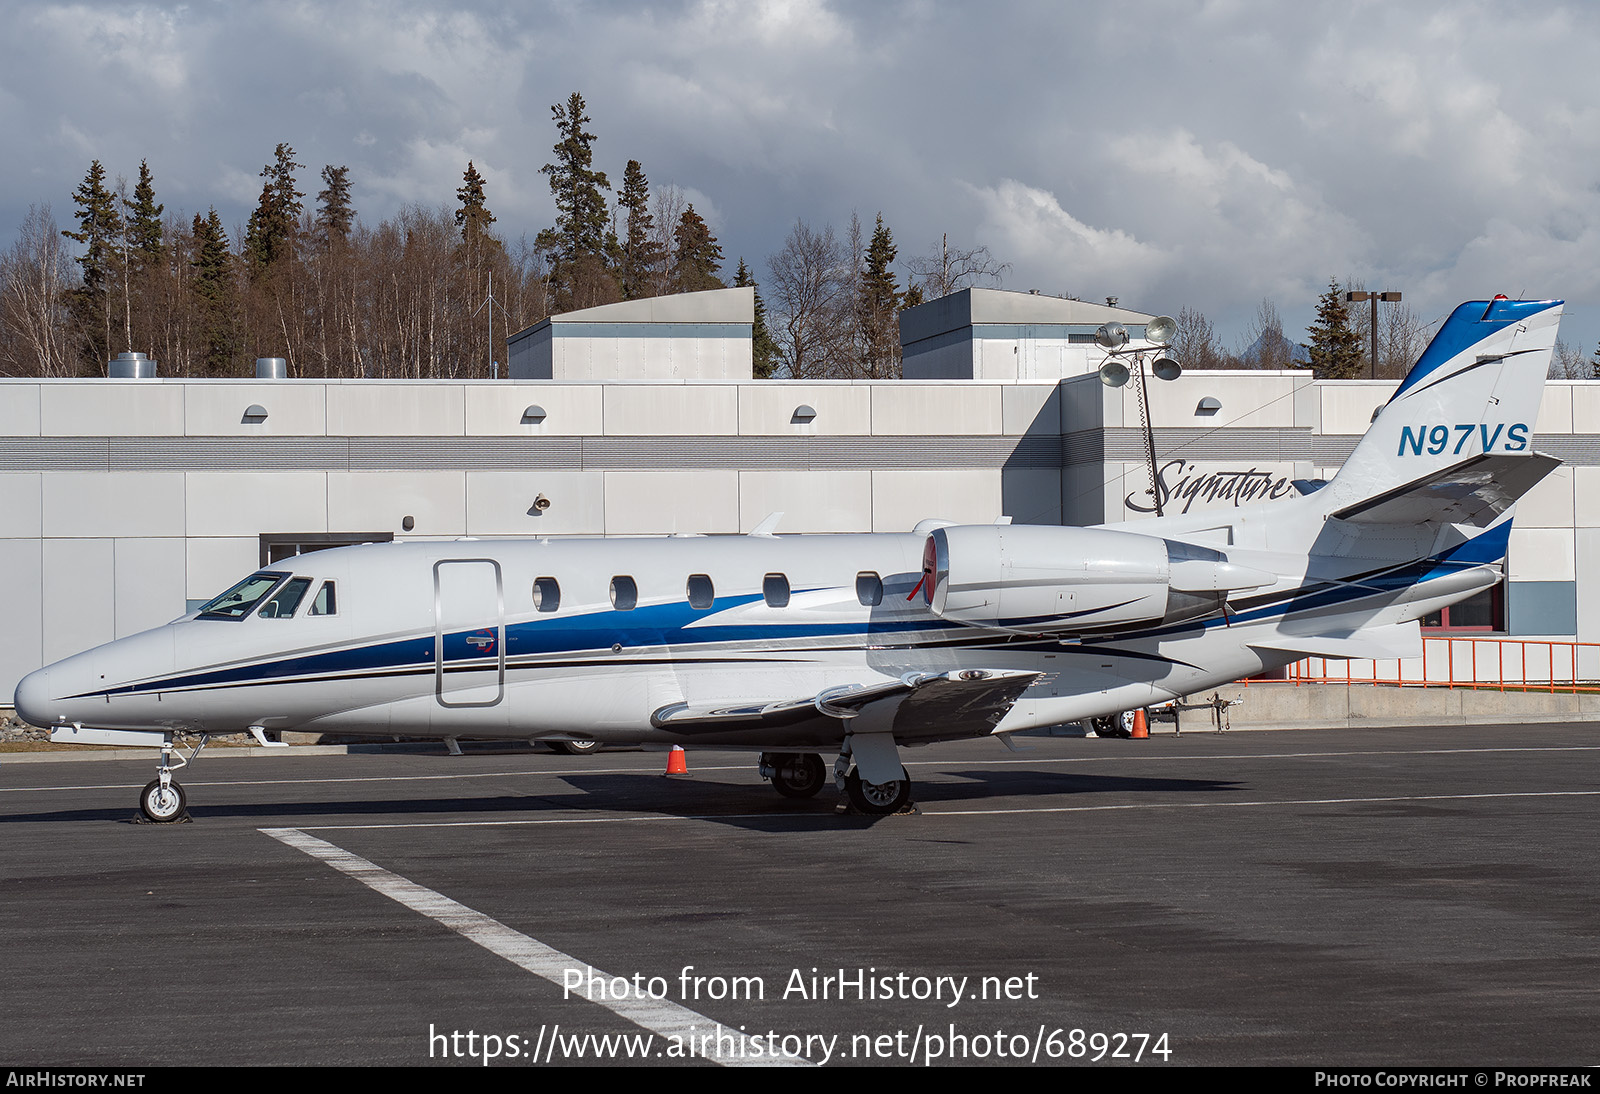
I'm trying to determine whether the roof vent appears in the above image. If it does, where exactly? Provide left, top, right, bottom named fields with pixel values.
left=242, top=404, right=269, bottom=423
left=791, top=404, right=818, bottom=424
left=108, top=352, right=156, bottom=379
left=256, top=357, right=288, bottom=380
left=522, top=405, right=547, bottom=425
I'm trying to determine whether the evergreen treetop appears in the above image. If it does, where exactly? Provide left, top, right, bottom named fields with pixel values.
left=317, top=164, right=355, bottom=245
left=539, top=92, right=612, bottom=273
left=125, top=159, right=164, bottom=267
left=243, top=143, right=304, bottom=274
left=671, top=205, right=724, bottom=293
left=62, top=160, right=122, bottom=295
left=617, top=158, right=665, bottom=299
left=455, top=161, right=497, bottom=246
left=735, top=257, right=778, bottom=378
left=1303, top=277, right=1365, bottom=379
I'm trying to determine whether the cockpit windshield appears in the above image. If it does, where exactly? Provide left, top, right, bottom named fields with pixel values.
left=258, top=577, right=313, bottom=618
left=197, top=572, right=289, bottom=620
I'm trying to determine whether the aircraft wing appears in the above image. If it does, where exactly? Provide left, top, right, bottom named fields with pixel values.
left=1330, top=452, right=1561, bottom=527
left=650, top=669, right=1039, bottom=739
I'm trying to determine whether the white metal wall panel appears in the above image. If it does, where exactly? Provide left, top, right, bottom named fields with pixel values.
left=325, top=384, right=466, bottom=436
left=602, top=385, right=738, bottom=436
left=0, top=384, right=41, bottom=435
left=1507, top=527, right=1576, bottom=582
left=329, top=472, right=466, bottom=536
left=737, top=384, right=872, bottom=436
left=0, top=474, right=42, bottom=537
left=41, top=384, right=185, bottom=436
left=113, top=538, right=187, bottom=638
left=43, top=538, right=114, bottom=663
left=463, top=386, right=604, bottom=436
left=183, top=383, right=328, bottom=436
left=603, top=470, right=738, bottom=534
left=186, top=537, right=259, bottom=600
left=870, top=386, right=1002, bottom=435
left=465, top=471, right=605, bottom=535
left=869, top=469, right=1000, bottom=531
left=736, top=470, right=872, bottom=532
left=43, top=472, right=184, bottom=538
left=185, top=473, right=328, bottom=537
left=0, top=538, right=43, bottom=696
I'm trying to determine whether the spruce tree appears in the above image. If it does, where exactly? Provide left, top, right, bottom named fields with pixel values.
left=244, top=143, right=304, bottom=275
left=455, top=161, right=496, bottom=247
left=670, top=205, right=724, bottom=293
left=734, top=258, right=778, bottom=379
left=62, top=160, right=123, bottom=368
left=537, top=92, right=614, bottom=309
left=1303, top=277, right=1365, bottom=379
left=125, top=160, right=164, bottom=268
left=616, top=159, right=665, bottom=299
left=191, top=208, right=238, bottom=375
left=316, top=164, right=355, bottom=245
left=857, top=213, right=903, bottom=377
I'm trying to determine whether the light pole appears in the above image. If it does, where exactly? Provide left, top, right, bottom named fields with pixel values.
left=1345, top=290, right=1402, bottom=379
left=1097, top=315, right=1182, bottom=517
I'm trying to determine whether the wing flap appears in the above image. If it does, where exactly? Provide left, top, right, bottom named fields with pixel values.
left=650, top=669, right=1039, bottom=738
left=1248, top=622, right=1422, bottom=661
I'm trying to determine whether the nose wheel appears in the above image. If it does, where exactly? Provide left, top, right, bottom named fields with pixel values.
left=136, top=733, right=206, bottom=823
left=140, top=778, right=187, bottom=822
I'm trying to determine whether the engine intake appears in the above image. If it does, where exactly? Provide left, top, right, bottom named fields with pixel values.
left=923, top=525, right=1272, bottom=634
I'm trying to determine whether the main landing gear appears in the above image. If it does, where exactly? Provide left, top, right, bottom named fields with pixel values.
left=1090, top=710, right=1142, bottom=739
left=138, top=733, right=208, bottom=823
left=758, top=745, right=913, bottom=816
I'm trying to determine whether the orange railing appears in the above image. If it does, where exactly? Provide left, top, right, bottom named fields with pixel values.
left=1245, top=636, right=1600, bottom=693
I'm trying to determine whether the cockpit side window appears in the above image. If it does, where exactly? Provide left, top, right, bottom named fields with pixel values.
left=308, top=581, right=337, bottom=616
left=198, top=572, right=289, bottom=620
left=258, top=577, right=313, bottom=618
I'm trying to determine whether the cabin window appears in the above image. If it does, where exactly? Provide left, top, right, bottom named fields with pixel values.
left=308, top=581, right=337, bottom=616
left=533, top=577, right=560, bottom=613
left=687, top=574, right=715, bottom=610
left=763, top=573, right=790, bottom=608
left=611, top=575, right=638, bottom=611
left=258, top=577, right=312, bottom=618
left=856, top=571, right=883, bottom=606
left=197, top=572, right=289, bottom=620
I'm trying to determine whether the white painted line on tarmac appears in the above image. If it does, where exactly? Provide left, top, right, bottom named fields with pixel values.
left=261, top=826, right=813, bottom=1068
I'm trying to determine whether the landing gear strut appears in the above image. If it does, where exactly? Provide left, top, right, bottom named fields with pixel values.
left=760, top=753, right=826, bottom=798
left=138, top=732, right=206, bottom=823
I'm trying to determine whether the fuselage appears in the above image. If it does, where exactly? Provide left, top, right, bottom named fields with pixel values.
left=12, top=510, right=1498, bottom=749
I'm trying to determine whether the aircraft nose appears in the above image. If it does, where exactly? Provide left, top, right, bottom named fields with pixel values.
left=14, top=667, right=54, bottom=728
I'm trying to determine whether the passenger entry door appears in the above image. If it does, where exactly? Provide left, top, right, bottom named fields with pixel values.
left=434, top=559, right=504, bottom=708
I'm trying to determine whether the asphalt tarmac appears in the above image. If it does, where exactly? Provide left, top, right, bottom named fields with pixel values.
left=2, top=722, right=1596, bottom=1068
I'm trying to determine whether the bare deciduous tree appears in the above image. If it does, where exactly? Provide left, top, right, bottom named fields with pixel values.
left=0, top=204, right=75, bottom=376
left=766, top=219, right=851, bottom=379
left=906, top=233, right=1009, bottom=300
left=1172, top=305, right=1235, bottom=370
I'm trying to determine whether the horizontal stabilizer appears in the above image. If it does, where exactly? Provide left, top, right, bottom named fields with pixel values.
left=651, top=669, right=1038, bottom=738
left=1248, top=622, right=1422, bottom=662
left=1329, top=452, right=1561, bottom=527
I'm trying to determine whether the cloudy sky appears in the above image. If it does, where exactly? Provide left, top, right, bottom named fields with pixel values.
left=5, top=0, right=1599, bottom=354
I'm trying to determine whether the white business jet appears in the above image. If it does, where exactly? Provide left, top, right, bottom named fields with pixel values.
left=14, top=298, right=1564, bottom=821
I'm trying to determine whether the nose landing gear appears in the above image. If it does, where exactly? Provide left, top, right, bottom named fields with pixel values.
left=137, top=733, right=207, bottom=823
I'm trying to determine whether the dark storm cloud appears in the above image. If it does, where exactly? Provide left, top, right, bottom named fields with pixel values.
left=4, top=0, right=1598, bottom=349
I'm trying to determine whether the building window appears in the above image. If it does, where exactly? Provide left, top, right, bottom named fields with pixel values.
left=856, top=572, right=882, bottom=607
left=610, top=576, right=637, bottom=611
left=763, top=573, right=790, bottom=608
left=687, top=574, right=715, bottom=610
left=1422, top=583, right=1504, bottom=632
left=259, top=532, right=393, bottom=567
left=533, top=577, right=560, bottom=613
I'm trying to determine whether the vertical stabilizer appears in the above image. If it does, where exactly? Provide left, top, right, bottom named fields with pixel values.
left=1322, top=298, right=1563, bottom=511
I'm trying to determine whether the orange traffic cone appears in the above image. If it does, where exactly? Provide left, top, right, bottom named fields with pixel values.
left=1131, top=708, right=1149, bottom=739
left=664, top=745, right=690, bottom=776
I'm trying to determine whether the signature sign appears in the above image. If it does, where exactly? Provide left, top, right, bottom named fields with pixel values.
left=1126, top=459, right=1297, bottom=515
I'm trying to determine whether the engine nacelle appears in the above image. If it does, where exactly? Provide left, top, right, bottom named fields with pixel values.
left=923, top=525, right=1273, bottom=634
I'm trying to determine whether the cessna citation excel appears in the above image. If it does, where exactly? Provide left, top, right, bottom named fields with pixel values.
left=14, top=298, right=1565, bottom=821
